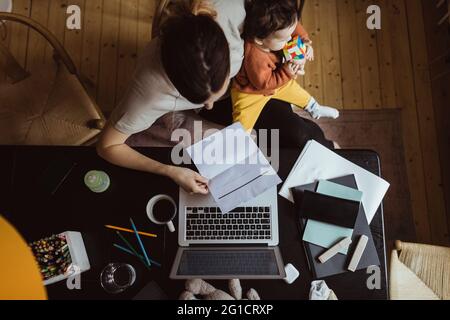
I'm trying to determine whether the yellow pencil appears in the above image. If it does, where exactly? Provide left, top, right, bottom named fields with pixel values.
left=105, top=225, right=157, bottom=238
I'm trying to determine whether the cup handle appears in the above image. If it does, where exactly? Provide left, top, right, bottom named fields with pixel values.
left=167, top=221, right=175, bottom=233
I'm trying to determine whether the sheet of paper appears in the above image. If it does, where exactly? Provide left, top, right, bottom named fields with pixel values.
left=187, top=123, right=281, bottom=213
left=186, top=123, right=259, bottom=180
left=279, top=140, right=390, bottom=223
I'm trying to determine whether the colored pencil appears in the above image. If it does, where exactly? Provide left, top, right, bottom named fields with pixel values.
left=113, top=244, right=161, bottom=267
left=105, top=225, right=157, bottom=238
left=116, top=231, right=142, bottom=261
left=130, top=218, right=151, bottom=267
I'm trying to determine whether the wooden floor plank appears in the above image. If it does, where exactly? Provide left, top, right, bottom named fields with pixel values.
left=337, top=0, right=363, bottom=109
left=26, top=0, right=50, bottom=72
left=302, top=0, right=324, bottom=103
left=355, top=0, right=382, bottom=109
left=319, top=0, right=343, bottom=108
left=388, top=0, right=432, bottom=243
left=97, top=0, right=121, bottom=113
left=80, top=0, right=104, bottom=99
left=1, top=7, right=12, bottom=81
left=116, top=0, right=139, bottom=104
left=375, top=0, right=397, bottom=108
left=8, top=0, right=31, bottom=67
left=137, top=0, right=155, bottom=51
left=64, top=0, right=85, bottom=71
left=45, top=0, right=68, bottom=68
left=405, top=0, right=449, bottom=245
left=421, top=0, right=450, bottom=243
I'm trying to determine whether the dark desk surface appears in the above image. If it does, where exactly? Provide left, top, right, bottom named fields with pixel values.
left=0, top=146, right=388, bottom=300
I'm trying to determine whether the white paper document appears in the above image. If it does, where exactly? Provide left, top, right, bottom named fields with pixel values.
left=279, top=140, right=390, bottom=224
left=186, top=123, right=281, bottom=213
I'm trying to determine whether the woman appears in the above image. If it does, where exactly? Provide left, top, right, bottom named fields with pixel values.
left=97, top=0, right=333, bottom=195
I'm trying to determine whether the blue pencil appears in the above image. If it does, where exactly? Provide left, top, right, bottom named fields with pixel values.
left=113, top=244, right=161, bottom=267
left=130, top=218, right=151, bottom=267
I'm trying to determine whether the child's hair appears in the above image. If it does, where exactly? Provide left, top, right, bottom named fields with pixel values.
left=243, top=0, right=298, bottom=41
left=161, top=0, right=230, bottom=104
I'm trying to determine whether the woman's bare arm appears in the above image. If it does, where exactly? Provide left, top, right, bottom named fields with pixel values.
left=96, top=125, right=209, bottom=194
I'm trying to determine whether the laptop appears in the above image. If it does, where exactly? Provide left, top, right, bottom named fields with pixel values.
left=170, top=187, right=286, bottom=279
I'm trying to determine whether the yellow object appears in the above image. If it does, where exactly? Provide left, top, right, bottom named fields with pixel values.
left=231, top=79, right=312, bottom=131
left=105, top=225, right=157, bottom=238
left=0, top=215, right=47, bottom=300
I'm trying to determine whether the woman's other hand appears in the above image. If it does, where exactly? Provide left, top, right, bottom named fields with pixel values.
left=166, top=166, right=209, bottom=195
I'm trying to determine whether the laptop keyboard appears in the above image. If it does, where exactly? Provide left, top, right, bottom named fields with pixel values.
left=178, top=250, right=279, bottom=276
left=185, top=206, right=272, bottom=241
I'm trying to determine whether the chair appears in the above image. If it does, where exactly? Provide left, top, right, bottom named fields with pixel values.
left=437, top=0, right=450, bottom=25
left=0, top=13, right=105, bottom=146
left=389, top=240, right=450, bottom=300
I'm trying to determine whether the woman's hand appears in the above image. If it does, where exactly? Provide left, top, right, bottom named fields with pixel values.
left=166, top=166, right=209, bottom=195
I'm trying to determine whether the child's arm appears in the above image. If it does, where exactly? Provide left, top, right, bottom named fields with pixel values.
left=292, top=22, right=311, bottom=43
left=245, top=47, right=295, bottom=92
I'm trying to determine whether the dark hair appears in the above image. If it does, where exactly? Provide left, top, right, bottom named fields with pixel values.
left=243, top=0, right=298, bottom=41
left=160, top=1, right=230, bottom=105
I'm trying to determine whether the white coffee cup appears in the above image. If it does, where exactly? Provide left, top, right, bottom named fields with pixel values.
left=146, top=195, right=177, bottom=233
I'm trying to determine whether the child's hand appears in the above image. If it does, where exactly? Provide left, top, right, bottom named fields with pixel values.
left=305, top=43, right=314, bottom=61
left=289, top=59, right=306, bottom=76
left=285, top=62, right=301, bottom=79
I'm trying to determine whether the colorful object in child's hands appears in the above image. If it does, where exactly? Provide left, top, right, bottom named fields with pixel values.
left=283, top=36, right=307, bottom=62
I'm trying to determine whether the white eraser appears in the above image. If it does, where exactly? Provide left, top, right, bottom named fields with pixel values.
left=348, top=235, right=369, bottom=272
left=283, top=264, right=300, bottom=284
left=318, top=237, right=352, bottom=264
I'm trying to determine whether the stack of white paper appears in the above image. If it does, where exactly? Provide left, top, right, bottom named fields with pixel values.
left=279, top=140, right=390, bottom=224
left=187, top=123, right=281, bottom=213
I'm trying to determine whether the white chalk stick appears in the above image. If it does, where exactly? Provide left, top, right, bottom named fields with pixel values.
left=318, top=237, right=352, bottom=264
left=348, top=235, right=369, bottom=272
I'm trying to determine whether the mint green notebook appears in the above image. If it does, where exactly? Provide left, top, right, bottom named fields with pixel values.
left=302, top=180, right=363, bottom=254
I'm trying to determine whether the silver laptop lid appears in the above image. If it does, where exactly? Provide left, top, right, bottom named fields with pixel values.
left=170, top=246, right=286, bottom=280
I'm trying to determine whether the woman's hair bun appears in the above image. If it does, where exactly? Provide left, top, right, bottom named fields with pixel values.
left=167, top=0, right=217, bottom=19
left=190, top=0, right=217, bottom=18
